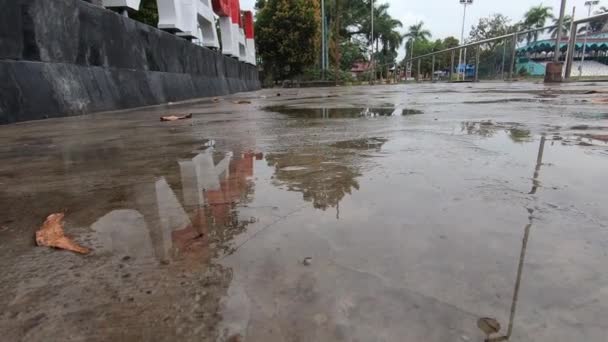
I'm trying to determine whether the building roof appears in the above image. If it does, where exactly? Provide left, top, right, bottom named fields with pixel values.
left=518, top=32, right=608, bottom=53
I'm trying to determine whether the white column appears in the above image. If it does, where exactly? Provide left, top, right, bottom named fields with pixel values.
left=197, top=0, right=220, bottom=48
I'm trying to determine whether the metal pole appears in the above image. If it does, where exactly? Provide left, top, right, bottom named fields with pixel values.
left=410, top=38, right=415, bottom=79
left=370, top=0, right=375, bottom=83
left=501, top=38, right=507, bottom=80
left=474, top=45, right=480, bottom=82
left=580, top=2, right=595, bottom=76
left=321, top=0, right=325, bottom=79
left=509, top=33, right=518, bottom=81
left=417, top=59, right=421, bottom=82
left=459, top=3, right=468, bottom=80
left=432, top=55, right=435, bottom=82
left=450, top=50, right=455, bottom=81
left=565, top=7, right=578, bottom=80
left=554, top=0, right=567, bottom=62
left=326, top=16, right=330, bottom=70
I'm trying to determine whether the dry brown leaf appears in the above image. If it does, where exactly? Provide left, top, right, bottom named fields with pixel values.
left=160, top=113, right=193, bottom=121
left=591, top=97, right=608, bottom=104
left=234, top=100, right=251, bottom=104
left=35, top=213, right=90, bottom=254
left=477, top=317, right=501, bottom=335
left=591, top=134, right=608, bottom=142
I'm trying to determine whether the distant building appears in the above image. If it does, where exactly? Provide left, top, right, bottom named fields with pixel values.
left=517, top=32, right=608, bottom=76
left=350, top=61, right=371, bottom=78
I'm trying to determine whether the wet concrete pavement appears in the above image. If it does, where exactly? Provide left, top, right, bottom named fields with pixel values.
left=1, top=82, right=608, bottom=341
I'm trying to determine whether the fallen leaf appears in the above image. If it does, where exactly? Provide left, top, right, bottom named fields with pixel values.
left=302, top=257, right=312, bottom=266
left=590, top=134, right=608, bottom=142
left=160, top=113, right=193, bottom=122
left=234, top=100, right=252, bottom=104
left=477, top=317, right=501, bottom=335
left=591, top=97, right=608, bottom=104
left=35, top=213, right=90, bottom=254
left=212, top=97, right=220, bottom=102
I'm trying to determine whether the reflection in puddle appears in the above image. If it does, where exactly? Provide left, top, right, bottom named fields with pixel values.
left=265, top=106, right=422, bottom=118
left=331, top=137, right=388, bottom=150
left=461, top=121, right=532, bottom=142
left=266, top=152, right=361, bottom=211
left=92, top=150, right=259, bottom=263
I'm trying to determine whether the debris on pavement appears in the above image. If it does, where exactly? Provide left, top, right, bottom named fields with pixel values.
left=591, top=97, right=608, bottom=104
left=302, top=257, right=312, bottom=266
left=477, top=317, right=501, bottom=335
left=212, top=97, right=220, bottom=102
left=234, top=100, right=252, bottom=104
left=35, top=213, right=90, bottom=254
left=160, top=113, right=193, bottom=122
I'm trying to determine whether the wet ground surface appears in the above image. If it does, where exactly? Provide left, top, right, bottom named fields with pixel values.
left=1, top=82, right=608, bottom=341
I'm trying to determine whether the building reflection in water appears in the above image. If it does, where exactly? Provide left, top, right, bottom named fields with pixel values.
left=92, top=149, right=260, bottom=263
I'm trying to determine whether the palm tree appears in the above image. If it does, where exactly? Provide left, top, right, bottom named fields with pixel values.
left=378, top=25, right=404, bottom=78
left=548, top=15, right=572, bottom=38
left=522, top=4, right=554, bottom=43
left=585, top=6, right=608, bottom=34
left=404, top=21, right=432, bottom=61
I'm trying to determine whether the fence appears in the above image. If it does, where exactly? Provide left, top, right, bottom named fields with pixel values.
left=404, top=12, right=608, bottom=83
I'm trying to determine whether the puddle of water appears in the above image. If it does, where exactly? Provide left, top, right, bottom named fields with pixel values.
left=265, top=106, right=422, bottom=118
left=463, top=98, right=551, bottom=104
left=331, top=137, right=388, bottom=150
left=572, top=112, right=608, bottom=120
left=279, top=166, right=309, bottom=171
left=1, top=86, right=608, bottom=342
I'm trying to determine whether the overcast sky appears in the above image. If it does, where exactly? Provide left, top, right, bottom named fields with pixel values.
left=240, top=0, right=604, bottom=58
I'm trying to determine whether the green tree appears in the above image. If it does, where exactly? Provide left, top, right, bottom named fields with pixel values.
left=130, top=0, right=159, bottom=27
left=340, top=38, right=367, bottom=70
left=255, top=0, right=321, bottom=80
left=469, top=14, right=516, bottom=49
left=373, top=4, right=403, bottom=76
left=547, top=15, right=572, bottom=38
left=521, top=4, right=554, bottom=43
left=255, top=0, right=267, bottom=10
left=404, top=21, right=431, bottom=60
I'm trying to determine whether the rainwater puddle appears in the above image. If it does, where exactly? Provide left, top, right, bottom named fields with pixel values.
left=2, top=83, right=608, bottom=342
left=279, top=166, right=308, bottom=171
left=265, top=106, right=422, bottom=118
left=331, top=137, right=388, bottom=149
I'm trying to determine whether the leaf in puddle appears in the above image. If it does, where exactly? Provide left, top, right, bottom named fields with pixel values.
left=477, top=317, right=501, bottom=335
left=160, top=113, right=193, bottom=122
left=35, top=213, right=90, bottom=254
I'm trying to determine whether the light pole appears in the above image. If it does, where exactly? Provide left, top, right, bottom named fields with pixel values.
left=580, top=0, right=600, bottom=76
left=554, top=0, right=568, bottom=62
left=458, top=0, right=473, bottom=81
left=371, top=0, right=375, bottom=83
left=321, top=0, right=325, bottom=79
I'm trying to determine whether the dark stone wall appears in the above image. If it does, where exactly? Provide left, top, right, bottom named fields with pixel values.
left=0, top=0, right=260, bottom=124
